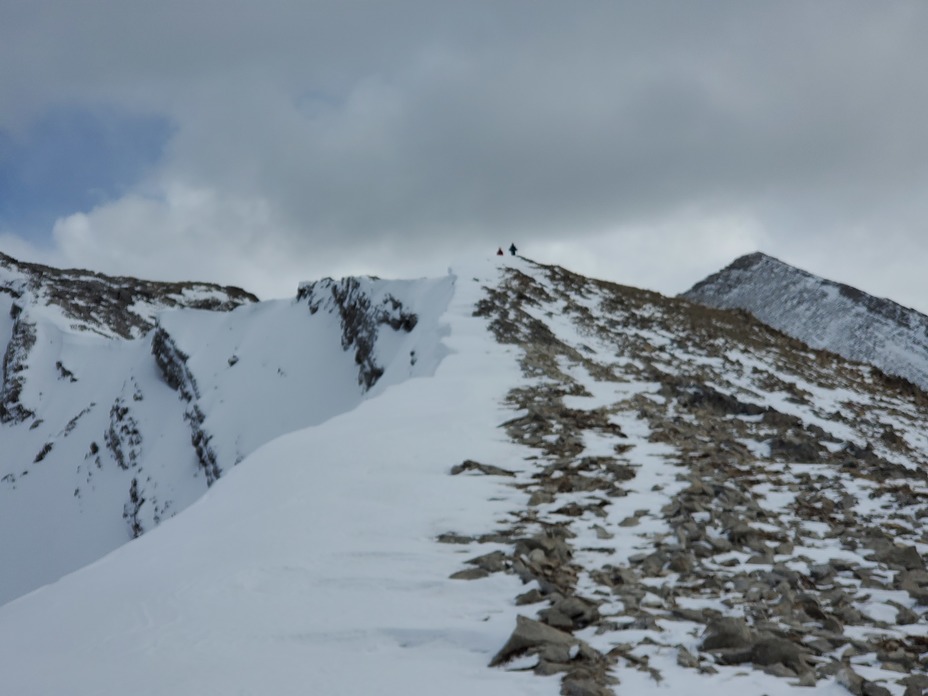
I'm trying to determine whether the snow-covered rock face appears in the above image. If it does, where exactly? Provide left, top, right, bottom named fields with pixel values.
left=0, top=251, right=453, bottom=605
left=0, top=255, right=926, bottom=696
left=0, top=250, right=257, bottom=339
left=683, top=252, right=928, bottom=392
left=0, top=305, right=36, bottom=423
left=297, top=276, right=420, bottom=390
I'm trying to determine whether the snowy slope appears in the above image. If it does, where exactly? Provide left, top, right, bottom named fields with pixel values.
left=0, top=254, right=257, bottom=604
left=683, top=252, right=928, bottom=392
left=0, top=257, right=926, bottom=696
left=0, top=259, right=552, bottom=696
left=0, top=252, right=450, bottom=606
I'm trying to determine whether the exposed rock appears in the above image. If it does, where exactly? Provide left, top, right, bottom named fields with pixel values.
left=529, top=490, right=556, bottom=506
left=122, top=477, right=145, bottom=539
left=299, top=277, right=418, bottom=390
left=769, top=435, right=826, bottom=463
left=436, top=533, right=473, bottom=544
left=0, top=315, right=37, bottom=423
left=450, top=460, right=517, bottom=477
left=516, top=588, right=546, bottom=605
left=870, top=544, right=925, bottom=571
left=561, top=677, right=614, bottom=696
left=700, top=617, right=754, bottom=652
left=104, top=398, right=142, bottom=471
left=540, top=596, right=600, bottom=630
left=489, top=615, right=579, bottom=667
left=749, top=637, right=810, bottom=676
left=891, top=602, right=919, bottom=625
left=835, top=664, right=866, bottom=695
left=862, top=683, right=893, bottom=696
left=901, top=674, right=928, bottom=696
left=449, top=568, right=489, bottom=581
left=677, top=646, right=699, bottom=669
left=466, top=551, right=509, bottom=573
left=672, top=381, right=765, bottom=416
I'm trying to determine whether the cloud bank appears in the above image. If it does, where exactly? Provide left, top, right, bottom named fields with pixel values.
left=2, top=1, right=927, bottom=306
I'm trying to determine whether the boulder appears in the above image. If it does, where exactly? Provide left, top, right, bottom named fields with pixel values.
left=561, top=677, right=614, bottom=696
left=871, top=544, right=925, bottom=571
left=466, top=550, right=509, bottom=573
left=489, top=615, right=578, bottom=667
left=700, top=616, right=754, bottom=651
left=750, top=637, right=809, bottom=675
left=450, top=459, right=516, bottom=477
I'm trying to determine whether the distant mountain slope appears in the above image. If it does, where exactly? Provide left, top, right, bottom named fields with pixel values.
left=0, top=250, right=451, bottom=605
left=683, top=252, right=928, bottom=391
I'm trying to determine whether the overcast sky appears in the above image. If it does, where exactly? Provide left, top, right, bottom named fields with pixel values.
left=2, top=2, right=928, bottom=310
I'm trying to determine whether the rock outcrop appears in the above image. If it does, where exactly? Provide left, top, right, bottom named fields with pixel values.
left=0, top=309, right=36, bottom=423
left=298, top=277, right=418, bottom=390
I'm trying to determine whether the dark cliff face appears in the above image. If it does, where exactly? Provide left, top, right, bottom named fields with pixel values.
left=0, top=312, right=36, bottom=424
left=683, top=252, right=928, bottom=392
left=0, top=251, right=258, bottom=339
left=150, top=327, right=220, bottom=486
left=298, top=277, right=418, bottom=390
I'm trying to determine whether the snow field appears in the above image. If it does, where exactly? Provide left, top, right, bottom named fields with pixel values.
left=0, top=258, right=560, bottom=696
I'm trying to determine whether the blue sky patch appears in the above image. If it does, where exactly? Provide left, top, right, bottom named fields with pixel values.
left=0, top=106, right=174, bottom=241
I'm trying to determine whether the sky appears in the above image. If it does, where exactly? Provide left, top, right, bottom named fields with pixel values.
left=2, top=1, right=928, bottom=310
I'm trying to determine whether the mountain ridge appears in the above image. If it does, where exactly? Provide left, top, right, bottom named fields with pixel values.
left=0, top=249, right=258, bottom=339
left=0, top=252, right=925, bottom=695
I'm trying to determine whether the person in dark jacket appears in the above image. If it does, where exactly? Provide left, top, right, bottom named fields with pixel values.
left=508, top=243, right=518, bottom=256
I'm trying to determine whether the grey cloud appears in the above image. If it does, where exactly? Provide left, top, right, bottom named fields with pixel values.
left=3, top=1, right=928, bottom=306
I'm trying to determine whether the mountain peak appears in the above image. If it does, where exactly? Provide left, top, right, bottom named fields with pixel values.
left=689, top=251, right=800, bottom=292
left=684, top=252, right=928, bottom=392
left=729, top=250, right=780, bottom=267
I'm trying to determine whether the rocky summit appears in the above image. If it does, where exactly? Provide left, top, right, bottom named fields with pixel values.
left=0, top=253, right=925, bottom=696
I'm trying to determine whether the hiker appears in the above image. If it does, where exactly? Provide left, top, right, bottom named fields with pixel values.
left=496, top=247, right=504, bottom=256
left=509, top=243, right=518, bottom=256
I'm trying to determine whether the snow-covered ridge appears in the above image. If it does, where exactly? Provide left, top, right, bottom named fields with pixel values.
left=0, top=250, right=258, bottom=339
left=683, top=252, right=928, bottom=392
left=1, top=255, right=926, bottom=696
left=0, top=251, right=454, bottom=606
